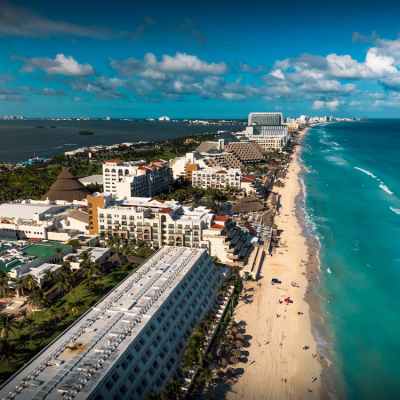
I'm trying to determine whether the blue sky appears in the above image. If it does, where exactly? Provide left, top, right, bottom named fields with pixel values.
left=2, top=0, right=400, bottom=118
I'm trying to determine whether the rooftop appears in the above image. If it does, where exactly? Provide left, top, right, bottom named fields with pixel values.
left=0, top=247, right=208, bottom=400
left=43, top=168, right=90, bottom=203
left=0, top=204, right=61, bottom=222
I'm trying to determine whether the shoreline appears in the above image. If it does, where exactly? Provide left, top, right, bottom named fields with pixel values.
left=225, top=128, right=326, bottom=400
left=298, top=128, right=345, bottom=400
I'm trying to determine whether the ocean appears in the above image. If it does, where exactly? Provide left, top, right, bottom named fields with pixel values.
left=0, top=119, right=242, bottom=163
left=302, top=120, right=400, bottom=399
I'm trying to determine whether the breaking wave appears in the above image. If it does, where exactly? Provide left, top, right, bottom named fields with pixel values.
left=390, top=207, right=400, bottom=215
left=354, top=166, right=394, bottom=196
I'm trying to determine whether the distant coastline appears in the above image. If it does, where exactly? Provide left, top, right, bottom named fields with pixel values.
left=0, top=119, right=244, bottom=163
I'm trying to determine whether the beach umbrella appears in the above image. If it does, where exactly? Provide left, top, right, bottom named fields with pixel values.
left=234, top=340, right=244, bottom=348
left=232, top=349, right=241, bottom=358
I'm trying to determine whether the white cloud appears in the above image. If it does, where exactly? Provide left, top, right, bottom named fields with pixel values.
left=156, top=52, right=226, bottom=74
left=270, top=69, right=285, bottom=80
left=312, top=99, right=340, bottom=111
left=21, top=54, right=94, bottom=76
left=111, top=52, right=226, bottom=78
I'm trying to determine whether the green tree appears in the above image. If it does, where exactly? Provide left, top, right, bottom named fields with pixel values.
left=0, top=271, right=9, bottom=298
left=0, top=314, right=18, bottom=340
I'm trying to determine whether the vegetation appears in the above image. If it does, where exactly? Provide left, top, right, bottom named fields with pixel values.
left=156, top=181, right=238, bottom=212
left=0, top=133, right=218, bottom=203
left=0, top=242, right=154, bottom=384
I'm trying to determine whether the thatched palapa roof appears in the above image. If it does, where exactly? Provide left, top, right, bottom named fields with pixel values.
left=43, top=168, right=89, bottom=202
left=232, top=197, right=264, bottom=214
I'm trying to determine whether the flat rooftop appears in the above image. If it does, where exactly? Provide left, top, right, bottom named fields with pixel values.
left=0, top=247, right=207, bottom=400
left=0, top=204, right=61, bottom=221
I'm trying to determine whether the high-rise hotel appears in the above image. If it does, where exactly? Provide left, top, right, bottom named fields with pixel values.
left=243, top=112, right=289, bottom=151
left=0, top=247, right=223, bottom=400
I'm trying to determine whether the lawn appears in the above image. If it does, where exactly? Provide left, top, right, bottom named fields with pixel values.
left=23, top=242, right=72, bottom=259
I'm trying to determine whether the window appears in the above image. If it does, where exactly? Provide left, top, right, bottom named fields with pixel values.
left=112, top=372, right=119, bottom=382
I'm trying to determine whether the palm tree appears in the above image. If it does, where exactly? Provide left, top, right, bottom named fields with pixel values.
left=0, top=314, right=18, bottom=360
left=53, top=271, right=72, bottom=296
left=43, top=269, right=54, bottom=286
left=68, top=298, right=85, bottom=317
left=0, top=270, right=9, bottom=298
left=13, top=277, right=25, bottom=297
left=22, top=275, right=38, bottom=293
left=27, top=288, right=47, bottom=312
left=0, top=314, right=18, bottom=340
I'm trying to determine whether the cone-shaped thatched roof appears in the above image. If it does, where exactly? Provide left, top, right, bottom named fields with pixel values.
left=43, top=168, right=89, bottom=202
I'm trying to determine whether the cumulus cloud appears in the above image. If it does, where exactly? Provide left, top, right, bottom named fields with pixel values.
left=157, top=53, right=226, bottom=74
left=108, top=52, right=245, bottom=101
left=72, top=76, right=126, bottom=99
left=312, top=99, right=341, bottom=111
left=21, top=54, right=94, bottom=76
left=111, top=52, right=226, bottom=77
left=262, top=37, right=400, bottom=110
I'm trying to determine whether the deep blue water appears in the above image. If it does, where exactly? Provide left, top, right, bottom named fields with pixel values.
left=302, top=120, right=400, bottom=400
left=0, top=119, right=241, bottom=163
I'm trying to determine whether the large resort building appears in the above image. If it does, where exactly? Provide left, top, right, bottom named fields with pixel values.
left=102, top=160, right=172, bottom=199
left=0, top=247, right=224, bottom=400
left=96, top=197, right=213, bottom=249
left=243, top=112, right=289, bottom=152
left=192, top=167, right=241, bottom=190
left=86, top=196, right=254, bottom=265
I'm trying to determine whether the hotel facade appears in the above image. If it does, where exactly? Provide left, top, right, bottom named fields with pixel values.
left=243, top=112, right=289, bottom=152
left=0, top=247, right=224, bottom=400
left=102, top=160, right=172, bottom=199
left=96, top=198, right=213, bottom=249
left=191, top=167, right=242, bottom=190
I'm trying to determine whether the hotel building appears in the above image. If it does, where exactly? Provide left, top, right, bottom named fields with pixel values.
left=243, top=112, right=289, bottom=152
left=102, top=160, right=172, bottom=199
left=0, top=247, right=223, bottom=400
left=95, top=197, right=213, bottom=249
left=0, top=203, right=68, bottom=240
left=192, top=167, right=241, bottom=190
left=224, top=141, right=265, bottom=164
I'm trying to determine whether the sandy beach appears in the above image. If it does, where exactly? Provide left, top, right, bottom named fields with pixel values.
left=226, top=130, right=323, bottom=400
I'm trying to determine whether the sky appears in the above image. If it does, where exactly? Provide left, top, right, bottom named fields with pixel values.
left=2, top=0, right=400, bottom=118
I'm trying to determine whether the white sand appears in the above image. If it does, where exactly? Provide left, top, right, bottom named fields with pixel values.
left=227, top=133, right=322, bottom=400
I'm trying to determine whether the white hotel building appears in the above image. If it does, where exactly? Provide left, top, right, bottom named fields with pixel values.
left=0, top=247, right=224, bottom=400
left=0, top=203, right=67, bottom=240
left=102, top=159, right=172, bottom=199
left=192, top=167, right=242, bottom=190
left=243, top=112, right=289, bottom=152
left=96, top=197, right=213, bottom=249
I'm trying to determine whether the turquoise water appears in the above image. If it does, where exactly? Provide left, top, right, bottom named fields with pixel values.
left=302, top=120, right=400, bottom=400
